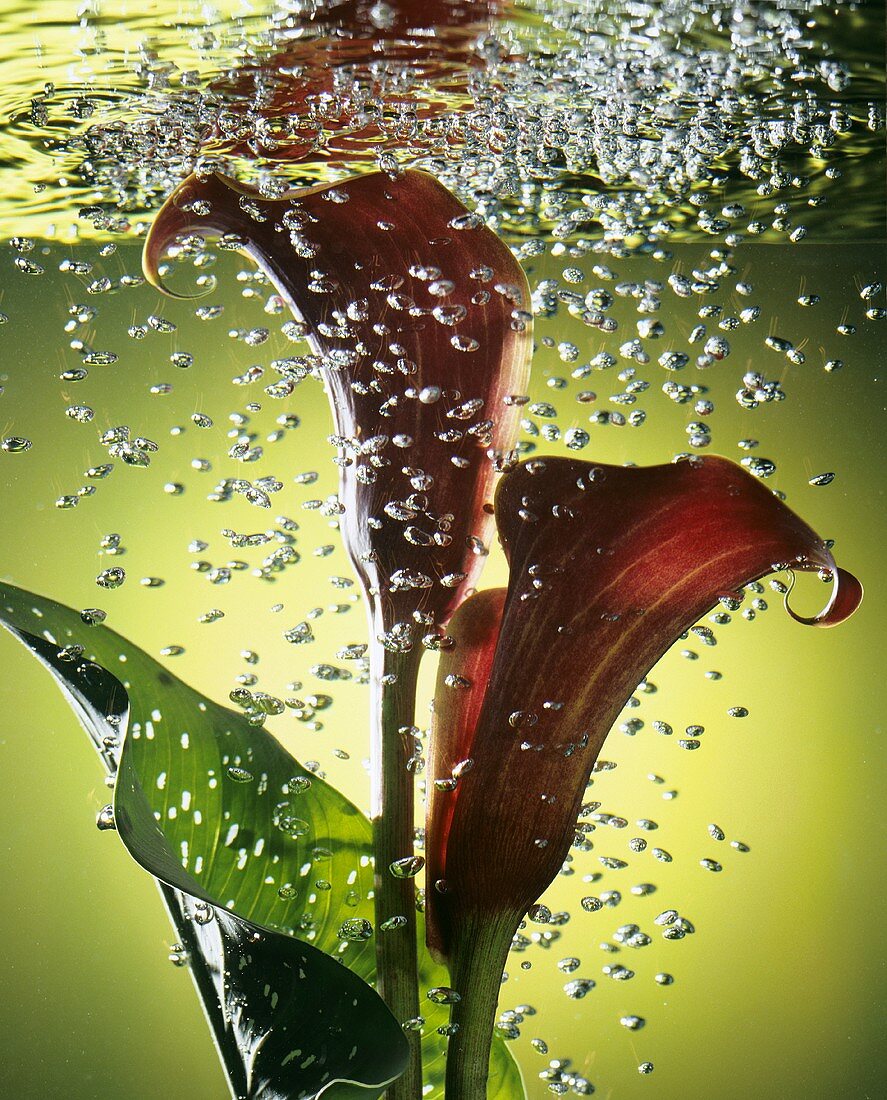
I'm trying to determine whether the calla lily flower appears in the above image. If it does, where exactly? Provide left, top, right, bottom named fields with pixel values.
left=425, top=454, right=862, bottom=1094
left=144, top=165, right=532, bottom=1094
left=144, top=168, right=531, bottom=638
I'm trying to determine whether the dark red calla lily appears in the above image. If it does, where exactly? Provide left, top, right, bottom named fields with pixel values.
left=428, top=453, right=862, bottom=955
left=424, top=454, right=861, bottom=1091
left=144, top=168, right=532, bottom=638
left=201, top=0, right=506, bottom=166
left=426, top=451, right=862, bottom=1086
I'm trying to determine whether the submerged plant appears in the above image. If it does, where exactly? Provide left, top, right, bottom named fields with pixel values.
left=425, top=454, right=862, bottom=1094
left=1, top=0, right=882, bottom=1093
left=0, top=580, right=411, bottom=1098
left=1, top=439, right=862, bottom=1097
left=144, top=165, right=533, bottom=1097
left=1, top=152, right=865, bottom=1096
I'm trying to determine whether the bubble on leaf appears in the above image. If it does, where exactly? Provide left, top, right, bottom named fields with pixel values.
left=338, top=918, right=373, bottom=942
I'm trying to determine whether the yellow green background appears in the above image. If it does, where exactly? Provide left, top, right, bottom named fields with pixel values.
left=0, top=237, right=883, bottom=1099
left=0, top=0, right=884, bottom=1094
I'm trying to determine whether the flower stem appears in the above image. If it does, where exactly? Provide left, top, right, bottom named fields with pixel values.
left=445, top=908, right=521, bottom=1098
left=370, top=641, right=424, bottom=1099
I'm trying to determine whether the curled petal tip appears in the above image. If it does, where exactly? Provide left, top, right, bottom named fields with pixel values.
left=142, top=225, right=207, bottom=299
left=140, top=261, right=210, bottom=301
left=785, top=565, right=864, bottom=627
left=142, top=173, right=226, bottom=299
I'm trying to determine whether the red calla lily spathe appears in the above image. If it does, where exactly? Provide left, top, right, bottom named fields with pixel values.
left=144, top=167, right=531, bottom=638
left=425, top=454, right=862, bottom=1094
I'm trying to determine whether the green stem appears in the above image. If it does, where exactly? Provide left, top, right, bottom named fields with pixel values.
left=445, top=908, right=522, bottom=1099
left=370, top=641, right=423, bottom=1100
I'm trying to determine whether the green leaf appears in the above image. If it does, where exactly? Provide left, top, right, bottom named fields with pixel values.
left=0, top=580, right=409, bottom=1100
left=0, top=579, right=525, bottom=1097
left=488, top=1038, right=526, bottom=1099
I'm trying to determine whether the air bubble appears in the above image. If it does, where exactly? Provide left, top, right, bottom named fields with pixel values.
left=450, top=335, right=479, bottom=352
left=96, top=568, right=125, bottom=589
left=389, top=856, right=425, bottom=879
left=1, top=437, right=31, bottom=453
left=427, top=986, right=461, bottom=1005
left=338, top=918, right=373, bottom=942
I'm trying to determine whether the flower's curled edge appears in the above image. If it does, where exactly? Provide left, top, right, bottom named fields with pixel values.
left=143, top=168, right=532, bottom=641
left=426, top=454, right=862, bottom=961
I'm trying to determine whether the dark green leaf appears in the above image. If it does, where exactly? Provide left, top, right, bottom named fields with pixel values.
left=0, top=580, right=409, bottom=1099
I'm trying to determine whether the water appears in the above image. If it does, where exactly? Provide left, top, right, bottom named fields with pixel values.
left=0, top=1, right=884, bottom=1098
